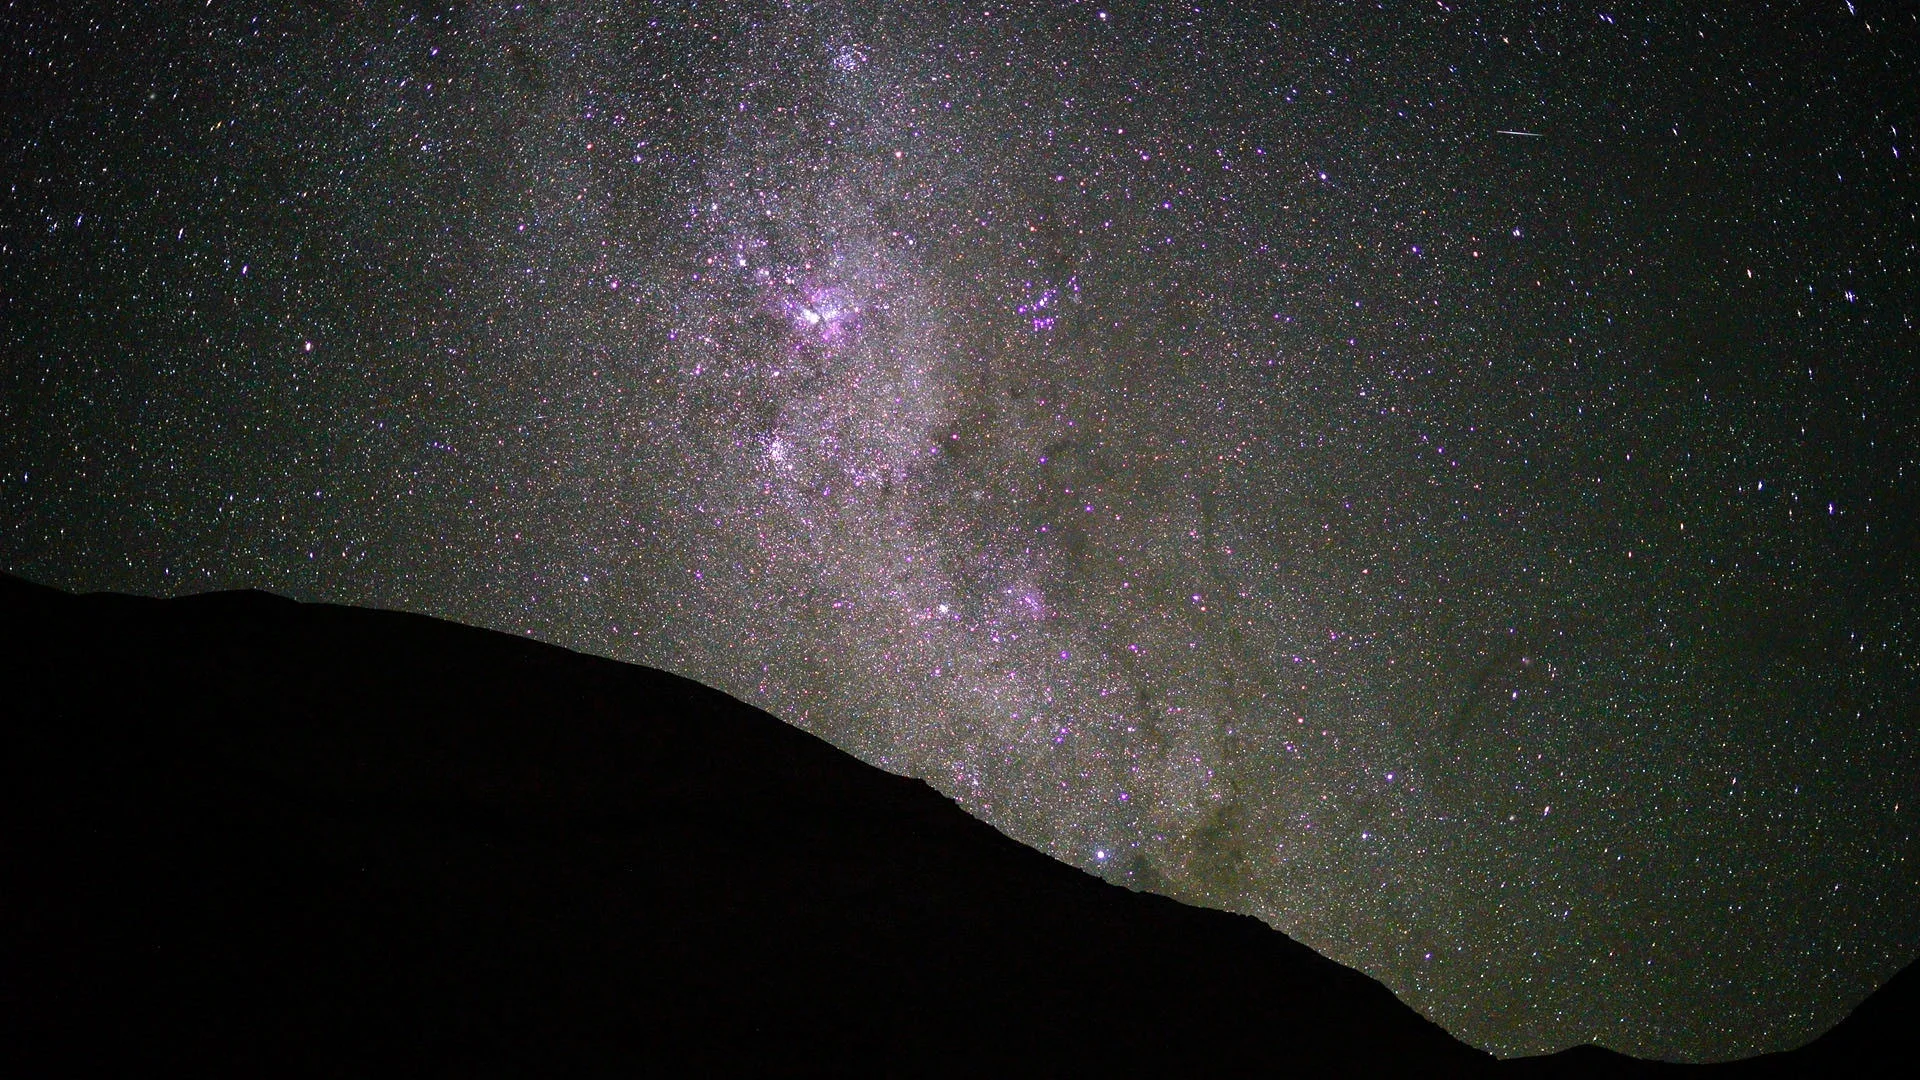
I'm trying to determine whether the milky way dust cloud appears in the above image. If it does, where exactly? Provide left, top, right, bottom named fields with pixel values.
left=3, top=0, right=1915, bottom=1061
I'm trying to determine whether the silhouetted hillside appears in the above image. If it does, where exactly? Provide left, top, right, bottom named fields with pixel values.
left=0, top=574, right=1492, bottom=1075
left=0, top=574, right=1910, bottom=1075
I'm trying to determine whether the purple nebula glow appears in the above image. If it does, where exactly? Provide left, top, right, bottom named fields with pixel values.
left=782, top=284, right=861, bottom=346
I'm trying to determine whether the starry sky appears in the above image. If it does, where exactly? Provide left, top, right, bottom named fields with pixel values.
left=3, top=0, right=1917, bottom=1062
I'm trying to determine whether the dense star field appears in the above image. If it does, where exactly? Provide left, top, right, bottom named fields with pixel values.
left=2, top=0, right=1916, bottom=1062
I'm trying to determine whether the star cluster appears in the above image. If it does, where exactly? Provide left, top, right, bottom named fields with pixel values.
left=3, top=0, right=1916, bottom=1061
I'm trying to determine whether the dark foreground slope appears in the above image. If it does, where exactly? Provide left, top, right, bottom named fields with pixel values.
left=0, top=574, right=1488, bottom=1076
left=2, top=576, right=1912, bottom=1077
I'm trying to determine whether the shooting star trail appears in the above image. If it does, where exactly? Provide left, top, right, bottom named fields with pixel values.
left=1496, top=130, right=1544, bottom=138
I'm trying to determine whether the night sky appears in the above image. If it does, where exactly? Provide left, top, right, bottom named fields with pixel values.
left=4, top=0, right=1917, bottom=1062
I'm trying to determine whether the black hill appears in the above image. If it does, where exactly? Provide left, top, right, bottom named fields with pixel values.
left=0, top=573, right=1910, bottom=1076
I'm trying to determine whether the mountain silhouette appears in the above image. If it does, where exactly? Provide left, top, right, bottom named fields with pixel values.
left=0, top=573, right=1910, bottom=1075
